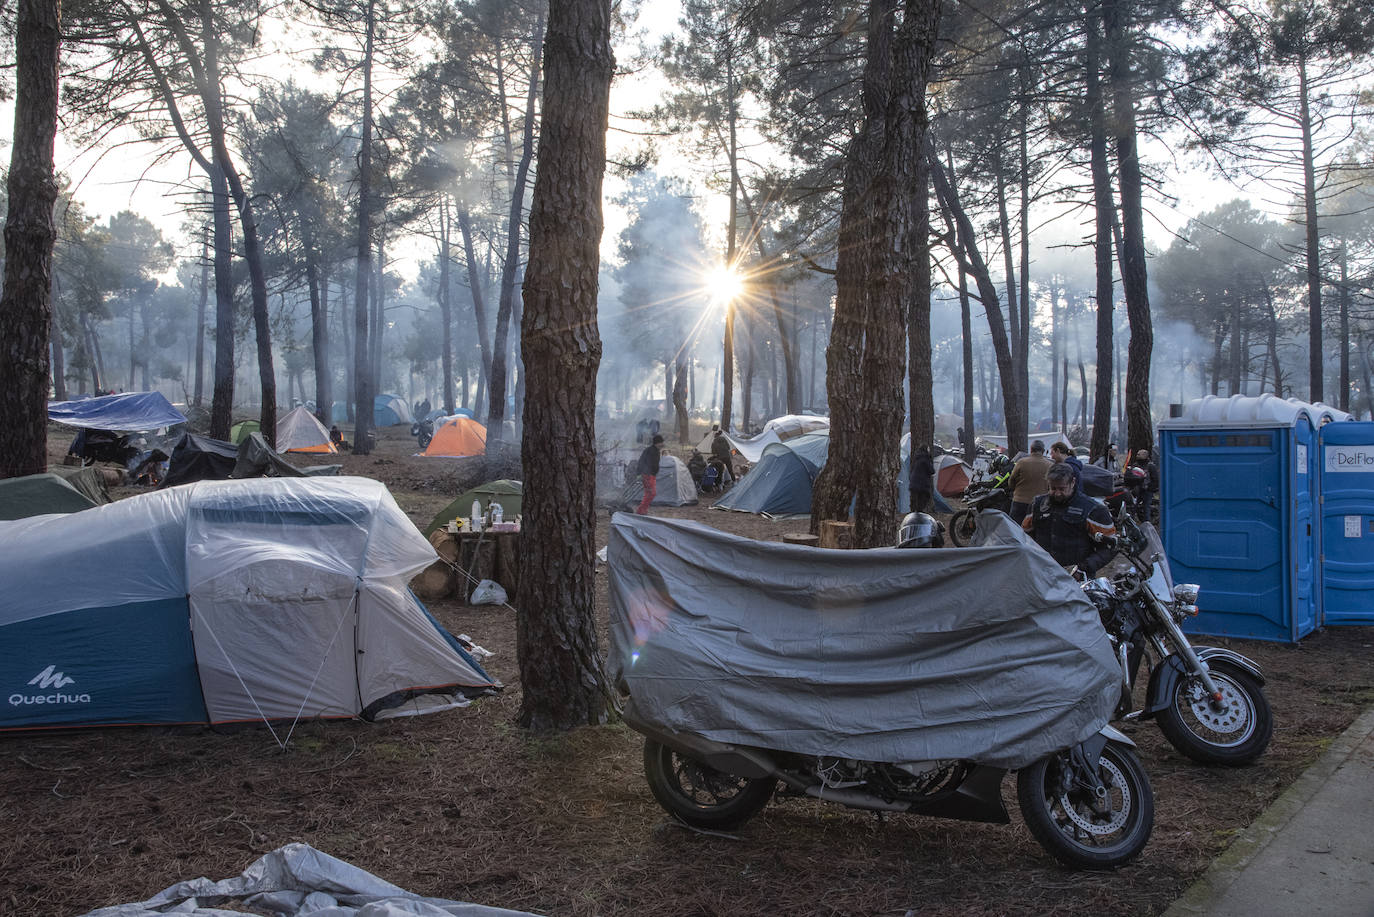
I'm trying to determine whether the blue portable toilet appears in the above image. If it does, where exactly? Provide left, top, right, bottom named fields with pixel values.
left=1317, top=420, right=1374, bottom=625
left=1158, top=394, right=1349, bottom=643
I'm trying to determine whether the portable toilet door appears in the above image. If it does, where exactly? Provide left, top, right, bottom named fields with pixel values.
left=1159, top=395, right=1322, bottom=642
left=1318, top=421, right=1374, bottom=625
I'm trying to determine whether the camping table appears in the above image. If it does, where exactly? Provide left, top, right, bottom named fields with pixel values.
left=428, top=529, right=521, bottom=602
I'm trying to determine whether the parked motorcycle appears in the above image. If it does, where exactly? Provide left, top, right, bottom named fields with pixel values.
left=1082, top=512, right=1273, bottom=766
left=949, top=485, right=1012, bottom=547
left=614, top=512, right=1155, bottom=870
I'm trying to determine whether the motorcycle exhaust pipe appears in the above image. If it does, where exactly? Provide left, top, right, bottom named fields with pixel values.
left=800, top=784, right=910, bottom=813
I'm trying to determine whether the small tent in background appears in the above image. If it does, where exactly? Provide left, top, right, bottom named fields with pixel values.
left=0, top=474, right=98, bottom=521
left=424, top=480, right=524, bottom=536
left=276, top=406, right=337, bottom=454
left=621, top=455, right=699, bottom=508
left=713, top=432, right=830, bottom=515
left=934, top=455, right=973, bottom=496
left=162, top=433, right=240, bottom=488
left=229, top=420, right=261, bottom=444
left=422, top=416, right=487, bottom=457
left=374, top=394, right=413, bottom=427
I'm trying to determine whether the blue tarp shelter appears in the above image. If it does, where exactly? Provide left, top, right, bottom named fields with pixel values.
left=0, top=477, right=498, bottom=731
left=1159, top=394, right=1348, bottom=642
left=48, top=392, right=185, bottom=431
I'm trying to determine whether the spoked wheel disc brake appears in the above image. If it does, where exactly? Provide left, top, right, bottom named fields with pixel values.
left=1058, top=756, right=1131, bottom=837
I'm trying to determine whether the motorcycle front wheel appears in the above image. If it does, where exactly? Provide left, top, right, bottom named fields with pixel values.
left=1157, top=659, right=1273, bottom=766
left=949, top=510, right=979, bottom=547
left=1017, top=742, right=1153, bottom=869
left=642, top=739, right=774, bottom=830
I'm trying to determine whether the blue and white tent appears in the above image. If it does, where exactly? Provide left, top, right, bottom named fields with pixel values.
left=0, top=477, right=498, bottom=732
left=374, top=394, right=413, bottom=427
left=713, top=432, right=831, bottom=515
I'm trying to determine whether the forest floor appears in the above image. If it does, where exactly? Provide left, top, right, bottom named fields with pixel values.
left=4, top=422, right=1373, bottom=916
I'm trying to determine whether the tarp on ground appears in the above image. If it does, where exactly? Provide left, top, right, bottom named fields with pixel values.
left=229, top=420, right=261, bottom=444
left=80, top=842, right=544, bottom=917
left=374, top=393, right=413, bottom=427
left=232, top=433, right=341, bottom=479
left=424, top=479, right=524, bottom=537
left=607, top=512, right=1120, bottom=770
left=47, top=464, right=112, bottom=505
left=162, top=433, right=239, bottom=488
left=423, top=416, right=487, bottom=457
left=47, top=392, right=186, bottom=431
left=713, top=431, right=829, bottom=515
left=0, top=477, right=499, bottom=731
left=276, top=405, right=337, bottom=454
left=0, top=473, right=98, bottom=521
left=620, top=455, right=699, bottom=508
left=724, top=414, right=830, bottom=463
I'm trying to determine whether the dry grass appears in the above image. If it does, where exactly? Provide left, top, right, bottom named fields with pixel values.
left=5, top=423, right=1372, bottom=916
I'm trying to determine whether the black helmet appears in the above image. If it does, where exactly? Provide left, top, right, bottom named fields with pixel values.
left=897, top=512, right=944, bottom=549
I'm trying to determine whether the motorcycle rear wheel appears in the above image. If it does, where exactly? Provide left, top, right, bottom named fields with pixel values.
left=642, top=739, right=774, bottom=830
left=949, top=510, right=979, bottom=547
left=1157, top=659, right=1273, bottom=766
left=1017, top=742, right=1153, bottom=869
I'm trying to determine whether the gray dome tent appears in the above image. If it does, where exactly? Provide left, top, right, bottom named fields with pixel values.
left=620, top=454, right=698, bottom=508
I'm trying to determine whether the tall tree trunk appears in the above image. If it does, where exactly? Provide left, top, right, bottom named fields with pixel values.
left=930, top=153, right=1025, bottom=453
left=50, top=300, right=66, bottom=401
left=959, top=260, right=975, bottom=464
left=352, top=0, right=377, bottom=453
left=193, top=231, right=208, bottom=407
left=515, top=0, right=614, bottom=731
left=1338, top=238, right=1350, bottom=410
left=1086, top=14, right=1114, bottom=461
left=1017, top=65, right=1032, bottom=426
left=1297, top=51, right=1323, bottom=401
left=0, top=0, right=60, bottom=479
left=720, top=44, right=740, bottom=431
left=438, top=199, right=455, bottom=415
left=305, top=238, right=330, bottom=426
left=812, top=0, right=940, bottom=547
left=488, top=13, right=546, bottom=450
left=1102, top=0, right=1153, bottom=455
left=208, top=164, right=235, bottom=440
left=908, top=161, right=934, bottom=483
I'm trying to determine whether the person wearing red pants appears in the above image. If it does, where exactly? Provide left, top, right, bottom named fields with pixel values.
left=635, top=434, right=664, bottom=514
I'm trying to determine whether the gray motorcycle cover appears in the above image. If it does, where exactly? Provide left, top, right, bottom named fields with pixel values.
left=608, top=512, right=1119, bottom=770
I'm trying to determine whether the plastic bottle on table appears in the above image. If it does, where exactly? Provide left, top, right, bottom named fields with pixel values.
left=471, top=500, right=482, bottom=531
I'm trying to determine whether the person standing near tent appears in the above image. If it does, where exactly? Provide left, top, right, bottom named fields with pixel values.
left=636, top=434, right=664, bottom=514
left=910, top=445, right=935, bottom=514
left=709, top=430, right=735, bottom=486
left=1008, top=439, right=1052, bottom=524
left=1091, top=442, right=1120, bottom=473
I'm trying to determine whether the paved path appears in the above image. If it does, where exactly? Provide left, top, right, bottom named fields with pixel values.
left=1162, top=707, right=1374, bottom=917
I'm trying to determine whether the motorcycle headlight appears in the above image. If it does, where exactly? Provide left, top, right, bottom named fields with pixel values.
left=1173, top=583, right=1201, bottom=605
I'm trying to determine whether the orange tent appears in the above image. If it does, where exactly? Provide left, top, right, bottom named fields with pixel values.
left=276, top=405, right=337, bottom=454
left=422, top=416, right=487, bottom=457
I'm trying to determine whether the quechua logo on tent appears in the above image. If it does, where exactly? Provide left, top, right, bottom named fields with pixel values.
left=10, top=665, right=92, bottom=707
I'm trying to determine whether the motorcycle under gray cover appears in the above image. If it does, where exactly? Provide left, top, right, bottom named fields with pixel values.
left=608, top=512, right=1120, bottom=770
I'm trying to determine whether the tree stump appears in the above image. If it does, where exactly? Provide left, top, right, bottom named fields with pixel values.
left=783, top=533, right=820, bottom=547
left=457, top=533, right=498, bottom=602
left=818, top=520, right=854, bottom=550
left=413, top=530, right=459, bottom=600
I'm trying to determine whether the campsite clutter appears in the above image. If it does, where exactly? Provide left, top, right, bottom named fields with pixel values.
left=51, top=391, right=189, bottom=484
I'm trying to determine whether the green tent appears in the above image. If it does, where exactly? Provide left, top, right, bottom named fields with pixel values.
left=0, top=473, right=99, bottom=521
left=424, top=479, right=523, bottom=536
left=47, top=464, right=112, bottom=505
left=229, top=420, right=262, bottom=444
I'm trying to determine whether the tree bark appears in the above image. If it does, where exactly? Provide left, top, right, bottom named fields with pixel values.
left=1085, top=14, right=1114, bottom=461
left=0, top=0, right=60, bottom=479
left=1102, top=0, right=1153, bottom=455
left=1297, top=51, right=1323, bottom=402
left=352, top=0, right=377, bottom=453
left=488, top=14, right=546, bottom=450
left=515, top=0, right=615, bottom=731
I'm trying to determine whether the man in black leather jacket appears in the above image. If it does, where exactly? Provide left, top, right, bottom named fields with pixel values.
left=1022, top=463, right=1117, bottom=575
